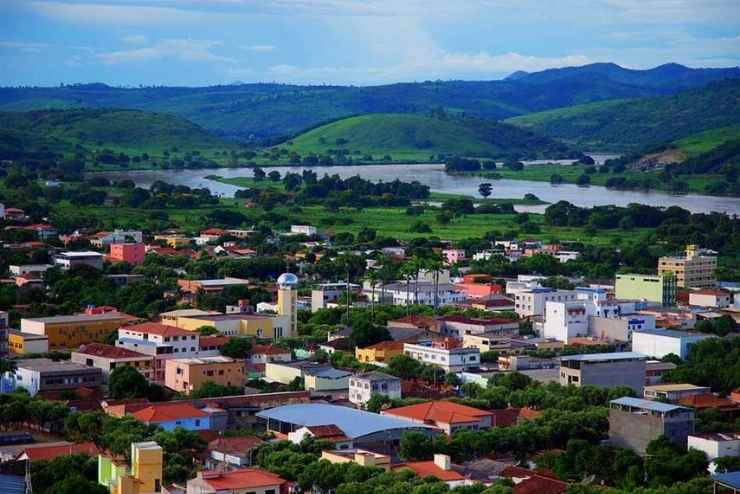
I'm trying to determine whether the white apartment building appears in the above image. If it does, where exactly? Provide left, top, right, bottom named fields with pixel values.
left=54, top=251, right=105, bottom=270
left=403, top=341, right=480, bottom=373
left=349, top=371, right=402, bottom=407
left=543, top=301, right=589, bottom=342
left=368, top=282, right=466, bottom=306
left=515, top=288, right=578, bottom=318
left=631, top=328, right=713, bottom=360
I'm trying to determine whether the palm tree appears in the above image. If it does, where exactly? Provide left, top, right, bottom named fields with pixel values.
left=365, top=269, right=380, bottom=322
left=399, top=262, right=416, bottom=314
left=409, top=255, right=426, bottom=306
left=424, top=254, right=444, bottom=310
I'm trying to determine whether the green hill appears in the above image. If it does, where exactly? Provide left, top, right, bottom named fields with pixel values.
left=674, top=124, right=740, bottom=156
left=280, top=113, right=581, bottom=161
left=0, top=108, right=237, bottom=160
left=506, top=79, right=740, bottom=152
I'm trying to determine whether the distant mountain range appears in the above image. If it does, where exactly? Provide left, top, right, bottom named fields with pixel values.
left=1, top=63, right=738, bottom=142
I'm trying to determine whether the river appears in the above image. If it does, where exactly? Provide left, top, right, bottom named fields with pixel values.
left=93, top=164, right=740, bottom=215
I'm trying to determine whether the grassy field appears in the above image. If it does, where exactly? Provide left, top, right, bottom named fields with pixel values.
left=674, top=124, right=740, bottom=155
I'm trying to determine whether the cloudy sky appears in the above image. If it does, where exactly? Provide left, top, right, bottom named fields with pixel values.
left=1, top=0, right=739, bottom=87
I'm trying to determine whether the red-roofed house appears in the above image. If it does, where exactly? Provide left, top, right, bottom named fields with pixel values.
left=250, top=344, right=292, bottom=364
left=187, top=467, right=289, bottom=494
left=381, top=400, right=494, bottom=435
left=131, top=402, right=212, bottom=431
left=15, top=441, right=100, bottom=462
left=393, top=454, right=468, bottom=488
left=71, top=342, right=153, bottom=381
left=501, top=466, right=568, bottom=494
left=207, top=436, right=265, bottom=469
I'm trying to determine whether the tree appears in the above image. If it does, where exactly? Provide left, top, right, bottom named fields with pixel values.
left=478, top=182, right=493, bottom=199
left=108, top=366, right=149, bottom=400
left=349, top=319, right=391, bottom=348
left=221, top=337, right=253, bottom=359
left=387, top=354, right=422, bottom=380
left=0, top=357, right=17, bottom=375
left=400, top=431, right=435, bottom=461
left=190, top=381, right=243, bottom=399
left=196, top=325, right=220, bottom=336
left=252, top=167, right=266, bottom=181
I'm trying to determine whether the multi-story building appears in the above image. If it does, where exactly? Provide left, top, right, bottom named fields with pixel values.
left=615, top=273, right=677, bottom=306
left=658, top=244, right=717, bottom=289
left=311, top=282, right=361, bottom=312
left=644, top=384, right=711, bottom=402
left=109, top=243, right=146, bottom=266
left=559, top=352, right=647, bottom=394
left=98, top=441, right=163, bottom=494
left=290, top=224, right=317, bottom=236
left=367, top=281, right=466, bottom=307
left=689, top=289, right=732, bottom=309
left=7, top=330, right=49, bottom=355
left=164, top=356, right=246, bottom=395
left=403, top=340, right=480, bottom=373
left=173, top=313, right=292, bottom=339
left=71, top=343, right=153, bottom=382
left=589, top=313, right=656, bottom=342
left=631, top=328, right=712, bottom=360
left=433, top=315, right=519, bottom=337
left=53, top=251, right=105, bottom=270
left=21, top=311, right=134, bottom=350
left=177, top=277, right=251, bottom=295
left=2, top=358, right=102, bottom=396
left=349, top=371, right=402, bottom=408
left=442, top=249, right=466, bottom=265
left=514, top=288, right=578, bottom=318
left=609, top=397, right=695, bottom=454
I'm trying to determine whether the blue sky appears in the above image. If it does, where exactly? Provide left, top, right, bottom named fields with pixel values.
left=1, top=0, right=739, bottom=87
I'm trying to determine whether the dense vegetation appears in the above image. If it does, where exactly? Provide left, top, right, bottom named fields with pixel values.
left=507, top=79, right=740, bottom=151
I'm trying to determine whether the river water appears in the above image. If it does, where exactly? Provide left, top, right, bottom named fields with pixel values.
left=93, top=164, right=740, bottom=215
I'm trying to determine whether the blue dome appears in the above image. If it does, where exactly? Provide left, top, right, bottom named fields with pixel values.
left=277, top=272, right=299, bottom=287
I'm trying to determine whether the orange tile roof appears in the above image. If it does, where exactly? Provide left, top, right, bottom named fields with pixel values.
left=208, top=436, right=264, bottom=454
left=76, top=343, right=150, bottom=359
left=384, top=400, right=493, bottom=425
left=305, top=425, right=350, bottom=443
left=502, top=466, right=567, bottom=494
left=131, top=403, right=208, bottom=423
left=200, top=468, right=286, bottom=490
left=17, top=442, right=100, bottom=462
left=199, top=336, right=229, bottom=347
left=125, top=322, right=193, bottom=337
left=395, top=461, right=465, bottom=482
left=362, top=340, right=405, bottom=351
left=679, top=393, right=739, bottom=410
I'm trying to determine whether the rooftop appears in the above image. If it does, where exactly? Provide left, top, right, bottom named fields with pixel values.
left=395, top=461, right=464, bottom=482
left=74, top=343, right=149, bottom=359
left=169, top=356, right=236, bottom=365
left=57, top=251, right=104, bottom=258
left=690, top=432, right=740, bottom=442
left=16, top=441, right=99, bottom=461
left=634, top=328, right=710, bottom=339
left=23, top=312, right=127, bottom=324
left=610, top=396, right=691, bottom=413
left=256, top=403, right=436, bottom=439
left=644, top=383, right=709, bottom=392
left=122, top=322, right=193, bottom=337
left=352, top=371, right=400, bottom=381
left=559, top=351, right=647, bottom=363
left=208, top=436, right=264, bottom=454
left=16, top=358, right=100, bottom=374
left=199, top=468, right=286, bottom=490
left=713, top=471, right=740, bottom=489
left=383, top=400, right=493, bottom=425
left=131, top=403, right=208, bottom=423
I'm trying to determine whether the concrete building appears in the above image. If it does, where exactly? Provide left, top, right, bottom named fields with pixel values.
left=109, top=243, right=146, bottom=266
left=276, top=273, right=298, bottom=337
left=311, top=282, right=361, bottom=312
left=164, top=356, right=245, bottom=395
left=382, top=401, right=494, bottom=435
left=514, top=288, right=578, bottom=318
left=658, top=244, right=717, bottom=289
left=177, top=277, right=250, bottom=295
left=98, top=441, right=163, bottom=494
left=688, top=433, right=740, bottom=461
left=609, top=397, right=695, bottom=454
left=644, top=383, right=711, bottom=402
left=442, top=249, right=466, bottom=265
left=631, top=328, right=712, bottom=360
left=615, top=273, right=677, bottom=306
left=543, top=301, right=589, bottom=342
left=2, top=358, right=102, bottom=396
left=290, top=224, right=317, bottom=236
left=645, top=360, right=677, bottom=386
left=394, top=454, right=469, bottom=488
left=404, top=340, right=481, bottom=373
left=9, top=264, right=53, bottom=278
left=689, top=289, right=732, bottom=309
left=72, top=343, right=153, bottom=382
left=187, top=468, right=288, bottom=494
left=54, top=251, right=105, bottom=270
left=321, top=449, right=392, bottom=471
left=206, top=436, right=264, bottom=470
left=7, top=330, right=49, bottom=355
left=434, top=314, right=519, bottom=337
left=355, top=340, right=405, bottom=366
left=559, top=352, right=647, bottom=394
left=589, top=313, right=656, bottom=342
left=21, top=312, right=133, bottom=350
left=349, top=371, right=402, bottom=407
left=173, top=312, right=293, bottom=340
left=90, top=229, right=143, bottom=248
left=303, top=366, right=351, bottom=392
left=368, top=281, right=466, bottom=307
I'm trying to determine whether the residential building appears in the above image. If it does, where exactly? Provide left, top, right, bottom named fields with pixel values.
left=14, top=442, right=100, bottom=462
left=158, top=308, right=221, bottom=326
left=609, top=397, right=695, bottom=454
left=174, top=313, right=292, bottom=339
left=206, top=436, right=264, bottom=470
left=116, top=322, right=204, bottom=382
left=404, top=340, right=481, bottom=373
left=658, top=244, right=717, bottom=289
left=303, top=366, right=351, bottom=392
left=53, top=251, right=105, bottom=270
left=311, top=282, right=361, bottom=312
left=631, top=328, right=712, bottom=359
left=442, top=249, right=466, bottom=265
left=462, top=335, right=533, bottom=355
left=71, top=343, right=153, bottom=381
left=688, top=433, right=740, bottom=461
left=644, top=384, right=711, bottom=402
left=394, top=454, right=468, bottom=488
left=178, top=277, right=250, bottom=295
left=382, top=401, right=494, bottom=435
left=98, top=441, right=162, bottom=494
left=514, top=288, right=578, bottom=318
left=615, top=273, right=677, bottom=306
left=257, top=403, right=438, bottom=450
left=500, top=466, right=568, bottom=494
left=109, top=243, right=146, bottom=266
left=2, top=358, right=102, bottom=396
left=645, top=360, right=677, bottom=386
left=164, top=356, right=246, bottom=395
left=90, top=229, right=143, bottom=248
left=589, top=313, right=656, bottom=342
left=9, top=264, right=53, bottom=277
left=250, top=344, right=292, bottom=364
left=7, top=330, right=48, bottom=355
left=21, top=312, right=134, bottom=350
left=290, top=224, right=317, bottom=236
left=689, top=289, right=732, bottom=309
left=368, top=281, right=466, bottom=306
left=131, top=402, right=211, bottom=431
left=355, top=340, right=405, bottom=365
left=187, top=468, right=288, bottom=494
left=321, top=449, right=392, bottom=471
left=434, top=314, right=519, bottom=337
left=543, top=301, right=589, bottom=342
left=349, top=371, right=402, bottom=407
left=559, top=352, right=648, bottom=394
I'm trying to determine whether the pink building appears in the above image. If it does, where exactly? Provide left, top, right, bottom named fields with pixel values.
left=443, top=249, right=466, bottom=265
left=109, top=243, right=146, bottom=266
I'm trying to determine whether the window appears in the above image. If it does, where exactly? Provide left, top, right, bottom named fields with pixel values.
left=154, top=479, right=161, bottom=493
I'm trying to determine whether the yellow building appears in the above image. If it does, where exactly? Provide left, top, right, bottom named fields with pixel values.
left=153, top=234, right=191, bottom=248
left=321, top=449, right=391, bottom=471
left=98, top=441, right=163, bottom=494
left=277, top=273, right=299, bottom=336
left=355, top=340, right=405, bottom=365
left=21, top=312, right=133, bottom=350
left=658, top=244, right=717, bottom=289
left=174, top=313, right=291, bottom=339
left=8, top=330, right=49, bottom=355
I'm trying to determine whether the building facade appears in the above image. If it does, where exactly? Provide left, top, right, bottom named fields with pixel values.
left=559, top=352, right=647, bottom=394
left=403, top=341, right=480, bottom=373
left=631, top=328, right=712, bottom=360
left=21, top=312, right=133, bottom=350
left=71, top=343, right=153, bottom=382
left=609, top=397, right=695, bottom=454
left=349, top=372, right=402, bottom=407
left=658, top=245, right=717, bottom=289
left=3, top=358, right=102, bottom=396
left=164, top=356, right=246, bottom=395
left=615, top=273, right=677, bottom=306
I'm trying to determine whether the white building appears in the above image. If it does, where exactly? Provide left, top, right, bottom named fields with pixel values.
left=514, top=288, right=578, bottom=318
left=554, top=251, right=581, bottom=263
left=349, top=371, right=402, bottom=408
left=688, top=433, right=740, bottom=461
left=689, top=289, right=732, bottom=309
left=543, top=301, right=589, bottom=342
left=90, top=229, right=143, bottom=248
left=53, top=251, right=105, bottom=270
left=631, top=328, right=713, bottom=360
left=368, top=281, right=466, bottom=306
left=290, top=225, right=318, bottom=236
left=9, top=264, right=54, bottom=277
left=403, top=341, right=480, bottom=373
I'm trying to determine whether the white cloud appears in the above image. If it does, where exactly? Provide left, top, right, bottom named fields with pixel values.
left=242, top=45, right=275, bottom=52
left=0, top=41, right=49, bottom=53
left=122, top=34, right=149, bottom=45
left=98, top=39, right=236, bottom=65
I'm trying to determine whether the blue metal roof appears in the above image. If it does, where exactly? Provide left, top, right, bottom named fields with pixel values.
left=0, top=475, right=25, bottom=494
left=256, top=403, right=435, bottom=439
left=610, top=397, right=689, bottom=413
left=559, top=352, right=647, bottom=362
left=713, top=471, right=740, bottom=489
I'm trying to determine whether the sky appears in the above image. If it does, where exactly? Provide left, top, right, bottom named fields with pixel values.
left=1, top=0, right=739, bottom=87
